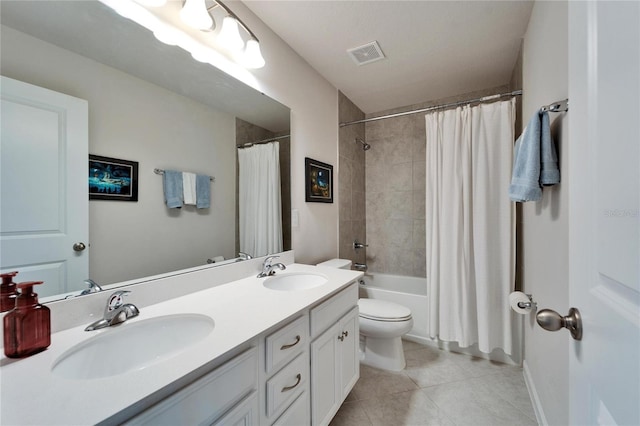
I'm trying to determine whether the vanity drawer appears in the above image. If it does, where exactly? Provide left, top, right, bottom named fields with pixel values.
left=126, top=347, right=257, bottom=425
left=310, top=282, right=358, bottom=338
left=265, top=315, right=308, bottom=374
left=266, top=352, right=309, bottom=419
left=272, top=390, right=310, bottom=426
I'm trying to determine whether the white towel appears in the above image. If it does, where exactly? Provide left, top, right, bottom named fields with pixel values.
left=182, top=172, right=197, bottom=205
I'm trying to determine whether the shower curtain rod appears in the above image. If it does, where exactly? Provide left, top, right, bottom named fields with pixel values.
left=339, top=90, right=523, bottom=127
left=236, top=134, right=290, bottom=148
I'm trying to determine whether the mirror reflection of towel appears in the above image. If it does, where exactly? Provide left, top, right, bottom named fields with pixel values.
left=196, top=174, right=210, bottom=209
left=163, top=170, right=183, bottom=208
left=183, top=172, right=197, bottom=205
left=508, top=110, right=560, bottom=202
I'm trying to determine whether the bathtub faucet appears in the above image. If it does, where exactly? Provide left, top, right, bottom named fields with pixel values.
left=354, top=263, right=368, bottom=272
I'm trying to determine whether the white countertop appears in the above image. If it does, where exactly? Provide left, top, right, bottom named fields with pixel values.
left=0, top=263, right=362, bottom=425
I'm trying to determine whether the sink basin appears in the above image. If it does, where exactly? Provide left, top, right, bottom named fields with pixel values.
left=52, top=314, right=214, bottom=380
left=263, top=273, right=328, bottom=291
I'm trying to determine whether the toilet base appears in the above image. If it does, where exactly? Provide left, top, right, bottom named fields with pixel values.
left=359, top=335, right=407, bottom=371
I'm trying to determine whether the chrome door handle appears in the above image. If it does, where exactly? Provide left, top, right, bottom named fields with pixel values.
left=73, top=242, right=86, bottom=252
left=536, top=307, right=582, bottom=340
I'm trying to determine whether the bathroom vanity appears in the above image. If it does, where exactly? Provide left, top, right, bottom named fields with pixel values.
left=0, top=257, right=362, bottom=425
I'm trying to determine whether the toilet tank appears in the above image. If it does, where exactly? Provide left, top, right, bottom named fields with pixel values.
left=317, top=258, right=352, bottom=270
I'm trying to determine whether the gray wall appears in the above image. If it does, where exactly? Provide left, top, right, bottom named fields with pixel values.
left=363, top=86, right=510, bottom=277
left=521, top=1, right=570, bottom=424
left=337, top=92, right=366, bottom=266
left=1, top=26, right=237, bottom=286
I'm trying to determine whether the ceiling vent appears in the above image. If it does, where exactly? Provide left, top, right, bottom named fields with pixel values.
left=347, top=41, right=385, bottom=66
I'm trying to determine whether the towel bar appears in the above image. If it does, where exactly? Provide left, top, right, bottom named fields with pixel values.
left=154, top=168, right=214, bottom=182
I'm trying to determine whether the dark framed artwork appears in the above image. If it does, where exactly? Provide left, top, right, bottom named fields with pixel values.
left=89, top=155, right=138, bottom=201
left=305, top=157, right=333, bottom=203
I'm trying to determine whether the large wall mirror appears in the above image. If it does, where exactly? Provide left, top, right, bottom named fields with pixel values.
left=0, top=1, right=291, bottom=301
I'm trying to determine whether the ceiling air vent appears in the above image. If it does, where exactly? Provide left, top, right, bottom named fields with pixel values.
left=347, top=41, right=385, bottom=66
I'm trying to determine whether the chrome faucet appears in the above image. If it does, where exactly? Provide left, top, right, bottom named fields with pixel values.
left=257, top=256, right=286, bottom=278
left=85, top=290, right=140, bottom=331
left=238, top=252, right=253, bottom=261
left=80, top=278, right=103, bottom=295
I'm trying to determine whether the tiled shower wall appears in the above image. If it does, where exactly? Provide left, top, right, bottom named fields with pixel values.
left=338, top=92, right=366, bottom=266
left=364, top=85, right=511, bottom=277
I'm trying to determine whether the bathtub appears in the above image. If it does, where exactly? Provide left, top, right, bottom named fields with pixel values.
left=358, top=273, right=429, bottom=343
left=358, top=272, right=522, bottom=365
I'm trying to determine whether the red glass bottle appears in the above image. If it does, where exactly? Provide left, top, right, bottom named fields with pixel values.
left=3, top=281, right=51, bottom=358
left=0, top=271, right=19, bottom=313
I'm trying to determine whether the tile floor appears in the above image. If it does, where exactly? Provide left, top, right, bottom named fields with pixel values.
left=330, top=341, right=537, bottom=426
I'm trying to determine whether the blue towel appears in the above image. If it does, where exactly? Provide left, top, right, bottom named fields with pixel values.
left=196, top=174, right=210, bottom=209
left=163, top=170, right=183, bottom=208
left=508, top=110, right=560, bottom=202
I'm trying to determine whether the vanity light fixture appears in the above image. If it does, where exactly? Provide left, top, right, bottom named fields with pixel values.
left=177, top=0, right=265, bottom=68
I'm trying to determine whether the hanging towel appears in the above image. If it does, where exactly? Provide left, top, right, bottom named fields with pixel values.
left=508, top=110, right=560, bottom=202
left=196, top=174, right=210, bottom=209
left=182, top=172, right=197, bottom=205
left=163, top=170, right=183, bottom=208
left=539, top=112, right=561, bottom=185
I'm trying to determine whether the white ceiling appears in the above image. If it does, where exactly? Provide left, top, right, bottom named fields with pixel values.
left=243, top=0, right=534, bottom=114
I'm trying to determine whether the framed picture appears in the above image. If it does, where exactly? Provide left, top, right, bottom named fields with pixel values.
left=305, top=157, right=333, bottom=203
left=89, top=155, right=138, bottom=201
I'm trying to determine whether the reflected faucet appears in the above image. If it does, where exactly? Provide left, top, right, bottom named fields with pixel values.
left=80, top=279, right=103, bottom=295
left=257, top=256, right=286, bottom=278
left=85, top=291, right=140, bottom=331
left=238, top=252, right=253, bottom=260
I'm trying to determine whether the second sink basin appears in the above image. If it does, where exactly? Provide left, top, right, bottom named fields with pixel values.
left=52, top=314, right=214, bottom=380
left=263, top=272, right=328, bottom=291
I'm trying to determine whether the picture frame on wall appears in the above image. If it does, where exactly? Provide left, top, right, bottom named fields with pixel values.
left=305, top=157, right=333, bottom=203
left=89, top=154, right=139, bottom=201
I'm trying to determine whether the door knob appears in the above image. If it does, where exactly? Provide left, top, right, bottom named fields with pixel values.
left=536, top=307, right=582, bottom=341
left=73, top=242, right=86, bottom=252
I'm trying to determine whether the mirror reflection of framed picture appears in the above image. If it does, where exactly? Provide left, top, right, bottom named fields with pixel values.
left=89, top=155, right=138, bottom=201
left=305, top=157, right=333, bottom=203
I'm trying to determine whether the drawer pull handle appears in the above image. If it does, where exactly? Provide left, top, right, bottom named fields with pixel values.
left=281, top=374, right=301, bottom=392
left=280, top=335, right=301, bottom=350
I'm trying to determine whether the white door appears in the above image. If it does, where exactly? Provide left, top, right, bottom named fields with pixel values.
left=568, top=2, right=639, bottom=425
left=1, top=76, right=88, bottom=298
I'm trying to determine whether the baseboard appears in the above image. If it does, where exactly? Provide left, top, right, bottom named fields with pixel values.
left=523, top=360, right=548, bottom=426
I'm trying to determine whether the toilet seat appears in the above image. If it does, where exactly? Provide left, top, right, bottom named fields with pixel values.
left=358, top=299, right=412, bottom=322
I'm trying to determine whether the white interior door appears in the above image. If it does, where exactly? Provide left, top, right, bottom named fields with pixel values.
left=568, top=2, right=639, bottom=425
left=1, top=76, right=88, bottom=298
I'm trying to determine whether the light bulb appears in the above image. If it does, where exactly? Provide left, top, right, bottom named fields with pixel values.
left=218, top=16, right=244, bottom=51
left=243, top=39, right=265, bottom=68
left=180, top=0, right=213, bottom=30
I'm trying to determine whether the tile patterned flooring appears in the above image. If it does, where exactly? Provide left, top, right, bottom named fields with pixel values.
left=330, top=341, right=538, bottom=426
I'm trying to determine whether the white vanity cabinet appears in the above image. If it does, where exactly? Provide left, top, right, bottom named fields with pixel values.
left=262, top=315, right=310, bottom=425
left=125, top=347, right=259, bottom=426
left=309, top=283, right=359, bottom=426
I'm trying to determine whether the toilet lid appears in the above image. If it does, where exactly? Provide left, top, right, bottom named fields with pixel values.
left=358, top=299, right=412, bottom=321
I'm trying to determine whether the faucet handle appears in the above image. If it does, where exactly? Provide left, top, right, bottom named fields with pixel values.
left=105, top=291, right=131, bottom=314
left=264, top=255, right=279, bottom=266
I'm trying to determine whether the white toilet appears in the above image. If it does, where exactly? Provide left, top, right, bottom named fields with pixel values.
left=317, top=259, right=414, bottom=371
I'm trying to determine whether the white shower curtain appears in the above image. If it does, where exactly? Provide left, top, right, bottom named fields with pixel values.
left=238, top=142, right=283, bottom=258
left=425, top=98, right=516, bottom=355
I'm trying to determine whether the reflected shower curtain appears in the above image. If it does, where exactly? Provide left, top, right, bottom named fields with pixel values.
left=425, top=99, right=516, bottom=355
left=238, top=142, right=283, bottom=258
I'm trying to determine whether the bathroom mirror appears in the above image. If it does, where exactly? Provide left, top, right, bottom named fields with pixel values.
left=0, top=1, right=291, bottom=301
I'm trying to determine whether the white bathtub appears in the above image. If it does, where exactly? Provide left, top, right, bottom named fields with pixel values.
left=358, top=272, right=522, bottom=365
left=358, top=273, right=429, bottom=343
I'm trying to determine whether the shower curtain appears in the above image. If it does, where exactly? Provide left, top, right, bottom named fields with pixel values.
left=238, top=142, right=283, bottom=257
left=425, top=98, right=515, bottom=355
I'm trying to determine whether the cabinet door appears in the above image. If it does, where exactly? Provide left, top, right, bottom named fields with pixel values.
left=310, top=322, right=340, bottom=426
left=338, top=307, right=359, bottom=401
